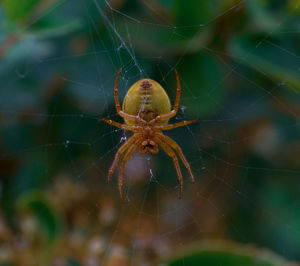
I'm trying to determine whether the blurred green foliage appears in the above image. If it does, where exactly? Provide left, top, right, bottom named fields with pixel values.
left=165, top=241, right=291, bottom=266
left=0, top=0, right=300, bottom=265
left=2, top=0, right=41, bottom=21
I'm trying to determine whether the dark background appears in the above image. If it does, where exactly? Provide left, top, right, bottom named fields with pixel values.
left=0, top=0, right=300, bottom=265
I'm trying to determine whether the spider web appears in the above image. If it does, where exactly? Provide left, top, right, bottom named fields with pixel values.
left=1, top=0, right=300, bottom=265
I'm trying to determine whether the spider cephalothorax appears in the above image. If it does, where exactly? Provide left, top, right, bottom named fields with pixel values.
left=100, top=68, right=197, bottom=201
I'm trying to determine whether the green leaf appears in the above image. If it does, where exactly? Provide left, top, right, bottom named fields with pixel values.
left=29, top=18, right=83, bottom=38
left=110, top=19, right=211, bottom=57
left=0, top=35, right=52, bottom=75
left=2, top=0, right=41, bottom=21
left=17, top=191, right=62, bottom=245
left=246, top=0, right=279, bottom=32
left=164, top=241, right=292, bottom=266
left=172, top=0, right=213, bottom=37
left=229, top=35, right=300, bottom=92
left=178, top=53, right=225, bottom=117
left=288, top=0, right=300, bottom=15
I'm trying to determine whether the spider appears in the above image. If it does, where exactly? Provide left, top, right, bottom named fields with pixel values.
left=100, top=68, right=197, bottom=201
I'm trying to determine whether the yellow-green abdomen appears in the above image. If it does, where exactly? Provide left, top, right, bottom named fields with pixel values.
left=122, top=79, right=171, bottom=125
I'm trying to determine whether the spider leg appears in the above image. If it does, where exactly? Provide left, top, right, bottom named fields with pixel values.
left=106, top=133, right=141, bottom=184
left=154, top=137, right=184, bottom=198
left=153, top=120, right=198, bottom=131
left=118, top=139, right=142, bottom=201
left=99, top=118, right=142, bottom=132
left=149, top=69, right=181, bottom=124
left=173, top=68, right=181, bottom=114
left=113, top=68, right=146, bottom=124
left=157, top=133, right=195, bottom=183
left=113, top=68, right=123, bottom=114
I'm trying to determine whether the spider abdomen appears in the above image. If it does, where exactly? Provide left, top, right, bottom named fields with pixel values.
left=122, top=78, right=171, bottom=125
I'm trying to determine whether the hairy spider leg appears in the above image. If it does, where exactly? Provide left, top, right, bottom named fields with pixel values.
left=157, top=133, right=195, bottom=183
left=154, top=137, right=184, bottom=198
left=173, top=68, right=181, bottom=114
left=118, top=139, right=142, bottom=201
left=99, top=118, right=142, bottom=132
left=153, top=120, right=198, bottom=131
left=106, top=133, right=142, bottom=183
left=149, top=69, right=181, bottom=124
left=114, top=68, right=146, bottom=124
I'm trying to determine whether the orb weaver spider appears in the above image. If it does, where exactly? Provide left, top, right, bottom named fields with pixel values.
left=100, top=68, right=197, bottom=201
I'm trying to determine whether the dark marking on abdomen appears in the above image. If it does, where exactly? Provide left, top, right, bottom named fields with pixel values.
left=138, top=79, right=157, bottom=121
left=139, top=79, right=153, bottom=92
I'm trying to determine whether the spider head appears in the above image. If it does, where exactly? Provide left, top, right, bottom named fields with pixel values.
left=138, top=139, right=159, bottom=154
